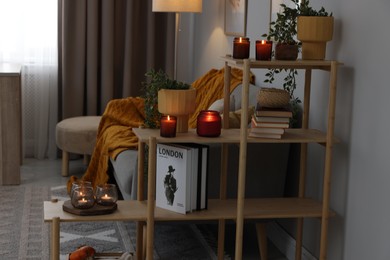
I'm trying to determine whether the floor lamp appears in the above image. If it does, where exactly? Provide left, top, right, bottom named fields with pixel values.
left=152, top=0, right=202, bottom=80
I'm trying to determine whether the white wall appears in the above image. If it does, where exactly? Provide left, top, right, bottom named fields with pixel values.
left=187, top=0, right=390, bottom=259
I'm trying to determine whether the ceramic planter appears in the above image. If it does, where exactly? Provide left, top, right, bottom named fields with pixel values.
left=275, top=43, right=299, bottom=60
left=297, top=16, right=334, bottom=60
left=158, top=88, right=196, bottom=133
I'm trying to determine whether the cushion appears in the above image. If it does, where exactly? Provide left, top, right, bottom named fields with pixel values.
left=223, top=106, right=255, bottom=128
left=208, top=96, right=235, bottom=113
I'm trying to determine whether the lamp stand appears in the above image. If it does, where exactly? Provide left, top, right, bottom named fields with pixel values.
left=174, top=12, right=180, bottom=80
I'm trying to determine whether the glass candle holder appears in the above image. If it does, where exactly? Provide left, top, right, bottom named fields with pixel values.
left=256, top=40, right=273, bottom=60
left=71, top=186, right=95, bottom=209
left=233, top=37, right=250, bottom=59
left=95, top=183, right=118, bottom=206
left=196, top=110, right=222, bottom=137
left=70, top=180, right=92, bottom=200
left=160, top=115, right=177, bottom=138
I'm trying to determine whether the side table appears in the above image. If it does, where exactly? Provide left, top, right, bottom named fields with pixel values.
left=43, top=200, right=148, bottom=260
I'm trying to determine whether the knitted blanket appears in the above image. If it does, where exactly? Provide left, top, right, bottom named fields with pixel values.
left=68, top=97, right=145, bottom=192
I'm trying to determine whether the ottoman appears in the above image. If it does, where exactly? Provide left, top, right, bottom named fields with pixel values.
left=55, top=116, right=101, bottom=176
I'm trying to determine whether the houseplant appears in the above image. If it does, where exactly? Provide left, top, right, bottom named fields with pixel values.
left=142, top=69, right=195, bottom=132
left=262, top=2, right=299, bottom=60
left=296, top=0, right=333, bottom=59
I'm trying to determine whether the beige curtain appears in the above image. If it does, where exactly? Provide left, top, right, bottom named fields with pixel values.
left=58, top=0, right=174, bottom=118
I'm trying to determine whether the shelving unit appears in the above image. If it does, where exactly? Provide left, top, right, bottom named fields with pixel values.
left=133, top=57, right=341, bottom=260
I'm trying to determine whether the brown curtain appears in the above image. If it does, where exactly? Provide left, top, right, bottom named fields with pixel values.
left=58, top=0, right=175, bottom=118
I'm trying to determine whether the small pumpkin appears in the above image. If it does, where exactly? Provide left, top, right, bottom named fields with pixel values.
left=68, top=245, right=96, bottom=260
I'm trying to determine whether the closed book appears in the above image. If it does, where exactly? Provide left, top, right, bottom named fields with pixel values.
left=156, top=143, right=193, bottom=214
left=255, top=105, right=293, bottom=118
left=254, top=115, right=290, bottom=124
left=251, top=117, right=289, bottom=129
left=182, top=143, right=209, bottom=210
left=248, top=131, right=282, bottom=139
left=250, top=122, right=285, bottom=135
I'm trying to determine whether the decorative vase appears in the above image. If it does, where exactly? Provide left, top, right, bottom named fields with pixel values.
left=297, top=16, right=334, bottom=60
left=275, top=43, right=299, bottom=60
left=158, top=88, right=196, bottom=133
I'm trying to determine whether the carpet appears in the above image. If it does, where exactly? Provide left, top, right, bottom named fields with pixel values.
left=0, top=185, right=228, bottom=259
left=51, top=185, right=229, bottom=260
left=0, top=185, right=50, bottom=260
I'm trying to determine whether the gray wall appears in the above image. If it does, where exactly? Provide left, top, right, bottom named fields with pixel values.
left=182, top=0, right=390, bottom=259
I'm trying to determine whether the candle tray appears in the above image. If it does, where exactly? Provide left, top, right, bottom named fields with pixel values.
left=62, top=200, right=117, bottom=216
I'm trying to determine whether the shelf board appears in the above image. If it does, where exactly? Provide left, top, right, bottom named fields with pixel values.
left=133, top=128, right=335, bottom=144
left=44, top=200, right=148, bottom=222
left=155, top=198, right=333, bottom=221
left=44, top=198, right=334, bottom=223
left=221, top=56, right=342, bottom=71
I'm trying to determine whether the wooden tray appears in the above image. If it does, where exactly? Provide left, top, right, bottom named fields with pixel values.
left=62, top=200, right=117, bottom=216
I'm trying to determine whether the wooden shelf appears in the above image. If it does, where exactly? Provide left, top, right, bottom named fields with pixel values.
left=221, top=56, right=342, bottom=71
left=134, top=57, right=341, bottom=260
left=133, top=128, right=335, bottom=144
left=44, top=198, right=334, bottom=223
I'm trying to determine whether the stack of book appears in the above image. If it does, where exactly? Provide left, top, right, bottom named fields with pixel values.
left=155, top=143, right=209, bottom=215
left=249, top=106, right=293, bottom=139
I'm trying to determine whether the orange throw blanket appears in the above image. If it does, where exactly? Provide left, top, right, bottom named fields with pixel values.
left=67, top=97, right=145, bottom=192
left=67, top=68, right=253, bottom=192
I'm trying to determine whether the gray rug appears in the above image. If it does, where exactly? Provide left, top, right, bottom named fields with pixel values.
left=51, top=185, right=226, bottom=260
left=0, top=185, right=50, bottom=260
left=0, top=185, right=226, bottom=259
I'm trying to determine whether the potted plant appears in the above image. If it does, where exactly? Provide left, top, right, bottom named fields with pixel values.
left=262, top=2, right=300, bottom=60
left=296, top=0, right=333, bottom=60
left=142, top=69, right=196, bottom=132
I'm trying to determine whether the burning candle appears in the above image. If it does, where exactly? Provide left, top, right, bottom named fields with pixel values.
left=160, top=115, right=177, bottom=138
left=71, top=186, right=95, bottom=209
left=196, top=110, right=222, bottom=137
left=256, top=40, right=273, bottom=60
left=101, top=194, right=112, bottom=200
left=233, top=37, right=250, bottom=59
left=95, top=184, right=118, bottom=206
left=78, top=198, right=88, bottom=204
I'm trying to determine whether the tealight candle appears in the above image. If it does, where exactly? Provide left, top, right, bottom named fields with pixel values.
left=256, top=40, right=273, bottom=60
left=233, top=37, right=250, bottom=59
left=71, top=186, right=95, bottom=209
left=160, top=115, right=177, bottom=137
left=95, top=184, right=118, bottom=206
left=196, top=110, right=222, bottom=137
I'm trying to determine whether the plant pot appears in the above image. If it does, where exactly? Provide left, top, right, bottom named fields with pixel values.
left=275, top=44, right=299, bottom=60
left=158, top=88, right=196, bottom=133
left=297, top=16, right=334, bottom=60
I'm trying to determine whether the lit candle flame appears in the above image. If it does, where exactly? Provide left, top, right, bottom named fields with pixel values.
left=239, top=37, right=243, bottom=43
left=261, top=40, right=266, bottom=44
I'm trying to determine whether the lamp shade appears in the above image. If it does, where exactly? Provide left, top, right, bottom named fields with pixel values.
left=152, top=0, right=202, bottom=13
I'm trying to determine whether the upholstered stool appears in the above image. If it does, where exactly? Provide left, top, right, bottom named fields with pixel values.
left=56, top=116, right=101, bottom=177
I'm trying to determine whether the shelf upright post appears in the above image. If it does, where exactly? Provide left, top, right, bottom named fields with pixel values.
left=146, top=137, right=157, bottom=260
left=216, top=62, right=232, bottom=260
left=295, top=68, right=312, bottom=260
left=234, top=59, right=251, bottom=260
left=319, top=61, right=338, bottom=260
left=136, top=139, right=145, bottom=260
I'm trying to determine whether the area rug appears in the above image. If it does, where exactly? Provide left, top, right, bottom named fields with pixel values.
left=0, top=185, right=50, bottom=260
left=51, top=185, right=228, bottom=260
